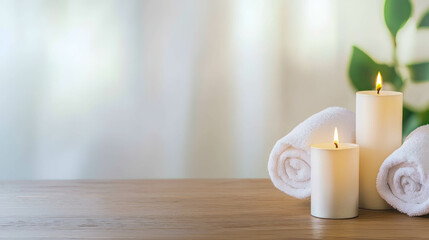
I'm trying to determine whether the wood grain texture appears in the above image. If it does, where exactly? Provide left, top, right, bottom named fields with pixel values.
left=0, top=179, right=428, bottom=239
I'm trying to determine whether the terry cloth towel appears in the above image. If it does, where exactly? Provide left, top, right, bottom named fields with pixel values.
left=377, top=124, right=429, bottom=216
left=268, top=107, right=356, bottom=199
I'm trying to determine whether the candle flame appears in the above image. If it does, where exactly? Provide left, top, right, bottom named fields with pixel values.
left=334, top=127, right=339, bottom=149
left=376, top=72, right=382, bottom=94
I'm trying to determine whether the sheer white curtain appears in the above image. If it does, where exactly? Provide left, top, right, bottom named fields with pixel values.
left=1, top=0, right=428, bottom=179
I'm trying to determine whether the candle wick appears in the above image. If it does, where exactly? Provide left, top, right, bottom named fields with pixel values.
left=377, top=89, right=380, bottom=95
left=334, top=142, right=338, bottom=149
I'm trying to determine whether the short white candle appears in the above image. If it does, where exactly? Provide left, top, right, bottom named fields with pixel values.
left=311, top=128, right=359, bottom=219
left=356, top=72, right=403, bottom=209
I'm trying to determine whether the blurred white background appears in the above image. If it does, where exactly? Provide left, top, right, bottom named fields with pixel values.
left=1, top=0, right=429, bottom=179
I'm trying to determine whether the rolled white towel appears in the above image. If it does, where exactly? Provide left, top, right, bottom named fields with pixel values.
left=268, top=107, right=356, bottom=199
left=377, top=125, right=429, bottom=216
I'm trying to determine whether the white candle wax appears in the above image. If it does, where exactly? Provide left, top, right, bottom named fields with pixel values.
left=356, top=90, right=402, bottom=209
left=311, top=143, right=359, bottom=219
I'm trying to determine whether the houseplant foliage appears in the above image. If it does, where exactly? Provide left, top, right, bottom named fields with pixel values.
left=349, top=0, right=429, bottom=137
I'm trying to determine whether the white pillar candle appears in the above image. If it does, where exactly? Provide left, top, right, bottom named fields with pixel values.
left=356, top=73, right=403, bottom=209
left=311, top=128, right=359, bottom=219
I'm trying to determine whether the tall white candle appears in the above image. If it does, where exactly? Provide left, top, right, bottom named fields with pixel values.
left=311, top=128, right=359, bottom=219
left=356, top=73, right=403, bottom=209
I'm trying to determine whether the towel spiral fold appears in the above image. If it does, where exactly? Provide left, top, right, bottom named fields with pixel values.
left=377, top=124, right=429, bottom=216
left=268, top=107, right=355, bottom=199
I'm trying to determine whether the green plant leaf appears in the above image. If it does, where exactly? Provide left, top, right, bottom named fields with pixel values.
left=384, top=0, right=412, bottom=38
left=403, top=105, right=418, bottom=137
left=403, top=104, right=414, bottom=124
left=418, top=10, right=429, bottom=28
left=419, top=108, right=429, bottom=130
left=420, top=108, right=429, bottom=124
left=403, top=106, right=429, bottom=137
left=408, top=62, right=429, bottom=82
left=384, top=65, right=403, bottom=90
left=349, top=46, right=403, bottom=91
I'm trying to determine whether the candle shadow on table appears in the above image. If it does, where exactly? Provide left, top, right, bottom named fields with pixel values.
left=309, top=215, right=359, bottom=239
left=309, top=208, right=409, bottom=238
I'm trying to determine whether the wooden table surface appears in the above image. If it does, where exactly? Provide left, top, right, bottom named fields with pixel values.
left=0, top=179, right=428, bottom=239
